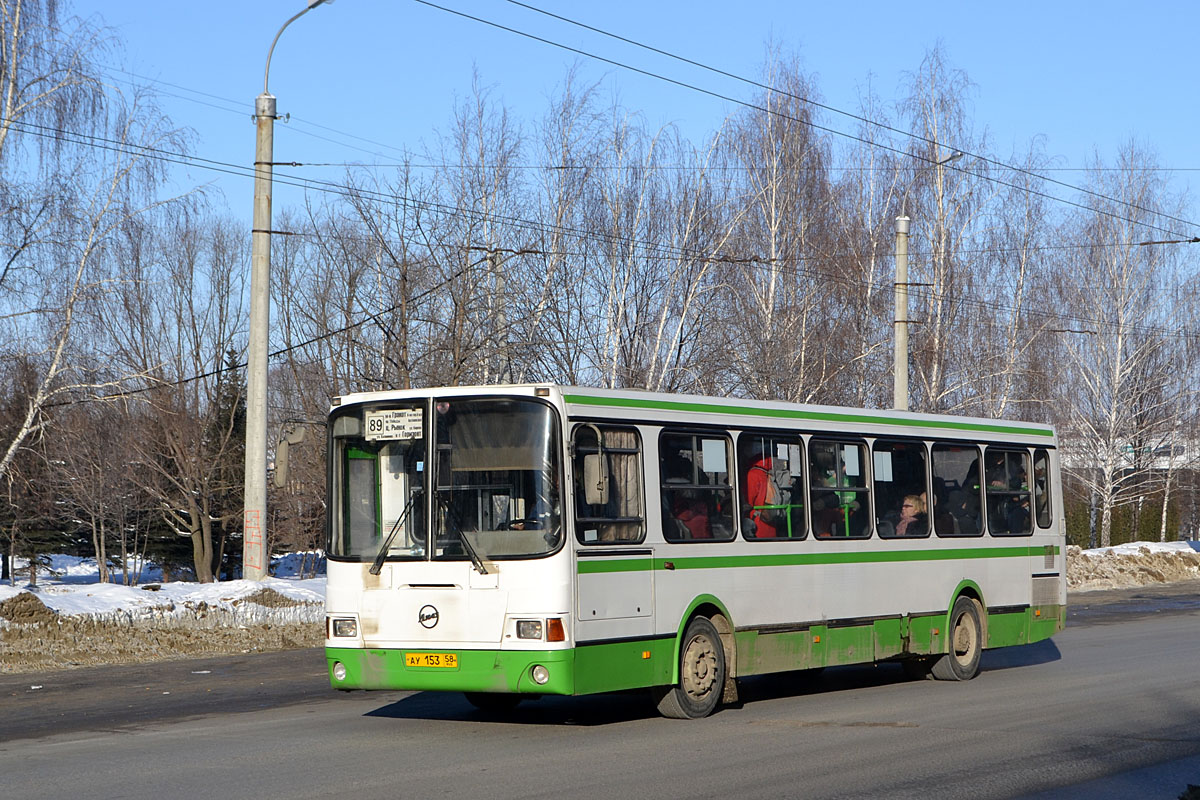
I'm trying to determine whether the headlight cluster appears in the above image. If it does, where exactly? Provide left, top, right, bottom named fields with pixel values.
left=329, top=617, right=358, bottom=638
left=515, top=617, right=566, bottom=641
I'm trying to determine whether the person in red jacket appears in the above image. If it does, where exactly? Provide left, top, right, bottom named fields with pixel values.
left=746, top=453, right=781, bottom=538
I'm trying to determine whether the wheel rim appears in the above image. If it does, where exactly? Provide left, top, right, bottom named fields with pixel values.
left=681, top=632, right=720, bottom=701
left=951, top=610, right=978, bottom=667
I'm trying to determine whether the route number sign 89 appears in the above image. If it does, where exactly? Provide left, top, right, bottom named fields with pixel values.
left=364, top=408, right=423, bottom=441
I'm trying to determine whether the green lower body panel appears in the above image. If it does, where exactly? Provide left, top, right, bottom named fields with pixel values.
left=732, top=604, right=1064, bottom=677
left=985, top=605, right=1064, bottom=648
left=326, top=647, right=575, bottom=695
left=328, top=604, right=1065, bottom=695
left=573, top=638, right=675, bottom=695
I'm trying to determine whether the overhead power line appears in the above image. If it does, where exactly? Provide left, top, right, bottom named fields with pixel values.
left=413, top=0, right=1200, bottom=239
left=101, top=12, right=1198, bottom=241
left=102, top=64, right=1200, bottom=178
left=8, top=114, right=1197, bottom=284
left=497, top=0, right=1200, bottom=235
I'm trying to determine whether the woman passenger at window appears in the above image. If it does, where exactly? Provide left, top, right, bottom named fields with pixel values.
left=895, top=494, right=927, bottom=537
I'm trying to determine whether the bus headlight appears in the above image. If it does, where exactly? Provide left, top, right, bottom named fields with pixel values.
left=516, top=620, right=543, bottom=640
left=332, top=662, right=347, bottom=682
left=531, top=665, right=550, bottom=685
left=332, top=618, right=358, bottom=637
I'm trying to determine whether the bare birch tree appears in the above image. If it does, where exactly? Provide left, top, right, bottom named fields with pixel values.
left=1054, top=144, right=1184, bottom=547
left=898, top=44, right=995, bottom=412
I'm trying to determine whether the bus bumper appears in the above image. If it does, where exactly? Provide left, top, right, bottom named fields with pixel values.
left=326, top=646, right=576, bottom=695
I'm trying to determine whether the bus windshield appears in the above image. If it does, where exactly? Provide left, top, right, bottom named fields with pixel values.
left=433, top=397, right=562, bottom=560
left=329, top=402, right=427, bottom=562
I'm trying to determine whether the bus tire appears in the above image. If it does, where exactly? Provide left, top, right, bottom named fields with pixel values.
left=931, top=596, right=983, bottom=681
left=464, top=692, right=522, bottom=713
left=656, top=616, right=726, bottom=719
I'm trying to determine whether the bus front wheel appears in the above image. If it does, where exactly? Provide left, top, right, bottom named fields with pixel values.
left=655, top=616, right=726, bottom=719
left=931, top=596, right=982, bottom=681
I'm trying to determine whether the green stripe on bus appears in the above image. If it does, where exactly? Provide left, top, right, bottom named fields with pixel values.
left=562, top=393, right=1054, bottom=438
left=576, top=545, right=1059, bottom=574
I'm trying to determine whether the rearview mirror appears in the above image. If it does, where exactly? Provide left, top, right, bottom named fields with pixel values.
left=274, top=440, right=290, bottom=488
left=273, top=428, right=308, bottom=488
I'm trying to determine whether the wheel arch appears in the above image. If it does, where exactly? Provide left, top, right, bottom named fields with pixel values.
left=948, top=579, right=988, bottom=650
left=670, top=594, right=735, bottom=685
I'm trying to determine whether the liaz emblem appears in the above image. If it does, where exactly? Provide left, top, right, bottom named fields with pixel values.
left=418, top=604, right=439, bottom=629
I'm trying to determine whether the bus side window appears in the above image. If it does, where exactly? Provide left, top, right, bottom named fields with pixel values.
left=985, top=448, right=1032, bottom=536
left=572, top=426, right=645, bottom=544
left=808, top=439, right=871, bottom=539
left=660, top=431, right=736, bottom=543
left=872, top=439, right=930, bottom=538
left=1034, top=449, right=1052, bottom=529
left=931, top=444, right=983, bottom=537
left=738, top=433, right=805, bottom=539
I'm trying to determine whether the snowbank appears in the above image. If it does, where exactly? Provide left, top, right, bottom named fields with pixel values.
left=0, top=556, right=327, bottom=673
left=1067, top=541, right=1200, bottom=592
left=0, top=577, right=325, bottom=628
left=0, top=554, right=324, bottom=629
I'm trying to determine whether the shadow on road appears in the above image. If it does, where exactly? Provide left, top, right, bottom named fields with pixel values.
left=979, top=637, right=1063, bottom=671
left=364, top=638, right=1065, bottom=726
left=364, top=688, right=658, bottom=726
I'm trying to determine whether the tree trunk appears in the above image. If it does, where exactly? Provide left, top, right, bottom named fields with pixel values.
left=1159, top=470, right=1173, bottom=543
left=1088, top=477, right=1098, bottom=549
left=1100, top=497, right=1113, bottom=549
left=191, top=519, right=214, bottom=583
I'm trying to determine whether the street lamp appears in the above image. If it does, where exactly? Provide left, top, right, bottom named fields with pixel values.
left=244, top=0, right=333, bottom=581
left=893, top=148, right=965, bottom=412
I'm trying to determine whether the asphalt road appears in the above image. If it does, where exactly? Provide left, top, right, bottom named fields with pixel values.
left=2, top=582, right=1199, bottom=799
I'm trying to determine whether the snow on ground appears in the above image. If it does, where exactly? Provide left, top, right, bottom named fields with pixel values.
left=0, top=554, right=326, bottom=628
left=1067, top=540, right=1200, bottom=592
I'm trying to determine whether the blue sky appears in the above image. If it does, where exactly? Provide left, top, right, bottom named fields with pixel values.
left=80, top=0, right=1198, bottom=230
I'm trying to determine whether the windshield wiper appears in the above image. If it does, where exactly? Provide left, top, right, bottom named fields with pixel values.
left=369, top=492, right=419, bottom=576
left=441, top=503, right=489, bottom=575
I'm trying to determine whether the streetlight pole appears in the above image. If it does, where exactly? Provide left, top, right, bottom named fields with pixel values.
left=892, top=149, right=963, bottom=413
left=893, top=215, right=910, bottom=412
left=244, top=0, right=332, bottom=581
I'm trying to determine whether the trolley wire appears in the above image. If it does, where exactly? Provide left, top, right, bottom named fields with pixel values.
left=415, top=0, right=1200, bottom=239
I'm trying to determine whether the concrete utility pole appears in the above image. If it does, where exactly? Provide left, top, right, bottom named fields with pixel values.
left=245, top=0, right=332, bottom=581
left=893, top=215, right=911, bottom=412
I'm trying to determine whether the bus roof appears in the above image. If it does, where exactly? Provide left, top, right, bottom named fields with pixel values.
left=331, top=384, right=1057, bottom=445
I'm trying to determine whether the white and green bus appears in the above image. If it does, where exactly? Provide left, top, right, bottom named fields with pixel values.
left=324, top=385, right=1065, bottom=718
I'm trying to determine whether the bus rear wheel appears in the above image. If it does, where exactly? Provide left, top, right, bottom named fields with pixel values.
left=931, top=596, right=983, bottom=681
left=656, top=616, right=726, bottom=719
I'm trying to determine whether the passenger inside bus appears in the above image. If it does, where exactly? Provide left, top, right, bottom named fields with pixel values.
left=945, top=489, right=980, bottom=534
left=1007, top=496, right=1031, bottom=533
left=893, top=494, right=927, bottom=536
left=872, top=441, right=927, bottom=539
left=745, top=446, right=782, bottom=538
left=927, top=486, right=955, bottom=535
left=810, top=443, right=866, bottom=538
left=662, top=452, right=712, bottom=539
